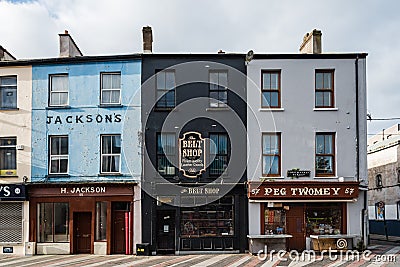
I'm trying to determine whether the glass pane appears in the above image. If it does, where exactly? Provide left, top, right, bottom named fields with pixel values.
left=111, top=155, right=120, bottom=172
left=156, top=72, right=165, bottom=90
left=96, top=202, right=107, bottom=240
left=38, top=203, right=53, bottom=242
left=111, top=74, right=121, bottom=89
left=263, top=155, right=271, bottom=174
left=102, top=91, right=111, bottom=104
left=1, top=88, right=17, bottom=108
left=60, top=137, right=68, bottom=155
left=102, top=136, right=111, bottom=154
left=209, top=72, right=218, bottom=90
left=263, top=135, right=271, bottom=154
left=316, top=156, right=333, bottom=174
left=102, top=156, right=110, bottom=173
left=219, top=72, right=228, bottom=88
left=54, top=203, right=69, bottom=242
left=0, top=77, right=16, bottom=86
left=218, top=135, right=227, bottom=154
left=323, top=92, right=331, bottom=107
left=165, top=72, right=175, bottom=90
left=50, top=137, right=59, bottom=155
left=262, top=92, right=270, bottom=107
left=316, top=135, right=325, bottom=154
left=271, top=92, right=279, bottom=107
left=270, top=73, right=279, bottom=89
left=0, top=148, right=16, bottom=169
left=59, top=158, right=68, bottom=173
left=219, top=91, right=227, bottom=103
left=315, top=92, right=324, bottom=107
left=324, top=135, right=333, bottom=154
left=51, top=76, right=68, bottom=91
left=210, top=134, right=217, bottom=155
left=324, top=73, right=332, bottom=89
left=316, top=73, right=323, bottom=89
left=270, top=156, right=279, bottom=174
left=263, top=73, right=271, bottom=89
left=110, top=90, right=120, bottom=103
left=50, top=159, right=59, bottom=173
left=102, top=74, right=112, bottom=89
left=165, top=91, right=175, bottom=107
left=112, top=135, right=121, bottom=154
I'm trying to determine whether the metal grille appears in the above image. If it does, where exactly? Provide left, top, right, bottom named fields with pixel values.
left=0, top=203, right=22, bottom=242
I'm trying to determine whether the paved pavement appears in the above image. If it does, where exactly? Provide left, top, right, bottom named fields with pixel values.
left=0, top=244, right=399, bottom=267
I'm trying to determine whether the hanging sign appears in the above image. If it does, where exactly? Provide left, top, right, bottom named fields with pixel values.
left=179, top=132, right=206, bottom=178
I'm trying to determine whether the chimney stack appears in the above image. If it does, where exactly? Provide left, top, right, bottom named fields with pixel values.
left=299, top=29, right=322, bottom=54
left=142, top=26, right=153, bottom=53
left=59, top=30, right=83, bottom=57
left=0, top=45, right=16, bottom=61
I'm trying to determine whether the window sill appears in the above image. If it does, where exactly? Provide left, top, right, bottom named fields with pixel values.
left=98, top=173, right=123, bottom=176
left=260, top=176, right=285, bottom=180
left=259, top=108, right=285, bottom=112
left=46, top=174, right=70, bottom=178
left=313, top=108, right=338, bottom=111
left=206, top=107, right=230, bottom=111
left=0, top=175, right=18, bottom=178
left=154, top=107, right=175, bottom=112
left=46, top=106, right=71, bottom=110
left=98, top=104, right=123, bottom=108
left=313, top=176, right=338, bottom=179
left=0, top=108, right=19, bottom=111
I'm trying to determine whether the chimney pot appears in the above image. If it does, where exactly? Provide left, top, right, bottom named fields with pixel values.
left=218, top=49, right=225, bottom=54
left=64, top=30, right=69, bottom=34
left=299, top=29, right=322, bottom=54
left=142, top=26, right=153, bottom=53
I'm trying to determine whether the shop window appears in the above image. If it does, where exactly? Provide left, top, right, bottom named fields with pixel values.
left=101, top=72, right=121, bottom=105
left=306, top=203, right=343, bottom=236
left=315, top=70, right=334, bottom=108
left=101, top=134, right=121, bottom=174
left=397, top=202, right=400, bottom=220
left=180, top=196, right=234, bottom=237
left=315, top=133, right=335, bottom=176
left=262, top=133, right=281, bottom=176
left=96, top=202, right=107, bottom=241
left=209, top=133, right=228, bottom=176
left=156, top=70, right=175, bottom=108
left=262, top=206, right=286, bottom=234
left=37, top=202, right=69, bottom=242
left=0, top=137, right=17, bottom=176
left=157, top=133, right=176, bottom=176
left=0, top=76, right=17, bottom=109
left=49, top=136, right=68, bottom=174
left=209, top=70, right=228, bottom=107
left=0, top=203, right=22, bottom=242
left=262, top=70, right=281, bottom=108
left=375, top=202, right=385, bottom=220
left=375, top=174, right=383, bottom=188
left=49, top=74, right=68, bottom=106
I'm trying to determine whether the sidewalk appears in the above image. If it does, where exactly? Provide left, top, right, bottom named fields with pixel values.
left=370, top=234, right=400, bottom=244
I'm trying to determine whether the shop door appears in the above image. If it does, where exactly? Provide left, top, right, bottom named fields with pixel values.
left=112, top=210, right=126, bottom=254
left=74, top=212, right=92, bottom=254
left=156, top=210, right=175, bottom=253
left=286, top=205, right=305, bottom=251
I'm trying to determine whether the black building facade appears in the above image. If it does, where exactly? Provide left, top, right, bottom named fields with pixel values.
left=141, top=54, right=247, bottom=254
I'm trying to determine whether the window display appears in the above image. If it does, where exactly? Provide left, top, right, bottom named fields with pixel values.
left=263, top=208, right=286, bottom=234
left=306, top=203, right=342, bottom=236
left=180, top=196, right=233, bottom=237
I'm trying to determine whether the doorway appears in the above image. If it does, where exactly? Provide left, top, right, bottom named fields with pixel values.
left=156, top=210, right=176, bottom=253
left=286, top=205, right=305, bottom=251
left=112, top=202, right=130, bottom=254
left=74, top=212, right=92, bottom=254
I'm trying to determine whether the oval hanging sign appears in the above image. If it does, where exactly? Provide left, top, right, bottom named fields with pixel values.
left=179, top=132, right=206, bottom=178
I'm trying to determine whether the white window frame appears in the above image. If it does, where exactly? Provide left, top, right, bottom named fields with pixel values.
left=100, top=134, right=121, bottom=174
left=0, top=76, right=17, bottom=109
left=100, top=72, right=121, bottom=105
left=49, top=74, right=69, bottom=107
left=49, top=136, right=69, bottom=175
left=0, top=137, right=17, bottom=176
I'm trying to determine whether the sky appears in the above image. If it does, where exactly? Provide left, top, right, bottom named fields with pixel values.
left=0, top=0, right=399, bottom=137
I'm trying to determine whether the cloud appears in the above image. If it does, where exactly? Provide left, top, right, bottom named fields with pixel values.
left=1, top=0, right=400, bottom=135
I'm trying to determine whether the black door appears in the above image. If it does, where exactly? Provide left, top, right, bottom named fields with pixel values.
left=74, top=212, right=92, bottom=254
left=156, top=210, right=175, bottom=253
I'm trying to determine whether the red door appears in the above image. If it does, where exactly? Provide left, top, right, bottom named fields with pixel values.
left=74, top=212, right=92, bottom=254
left=286, top=205, right=305, bottom=251
left=112, top=210, right=126, bottom=254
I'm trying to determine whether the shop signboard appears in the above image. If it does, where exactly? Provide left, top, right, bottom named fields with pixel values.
left=0, top=184, right=26, bottom=201
left=179, top=132, right=206, bottom=178
left=248, top=181, right=359, bottom=200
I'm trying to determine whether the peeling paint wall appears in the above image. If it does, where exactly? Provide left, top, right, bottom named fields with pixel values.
left=31, top=60, right=141, bottom=183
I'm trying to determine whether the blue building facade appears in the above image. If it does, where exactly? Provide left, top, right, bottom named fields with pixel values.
left=29, top=56, right=142, bottom=255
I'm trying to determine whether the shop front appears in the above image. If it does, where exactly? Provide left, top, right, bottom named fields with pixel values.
left=142, top=183, right=247, bottom=254
left=28, top=183, right=137, bottom=255
left=248, top=181, right=360, bottom=252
